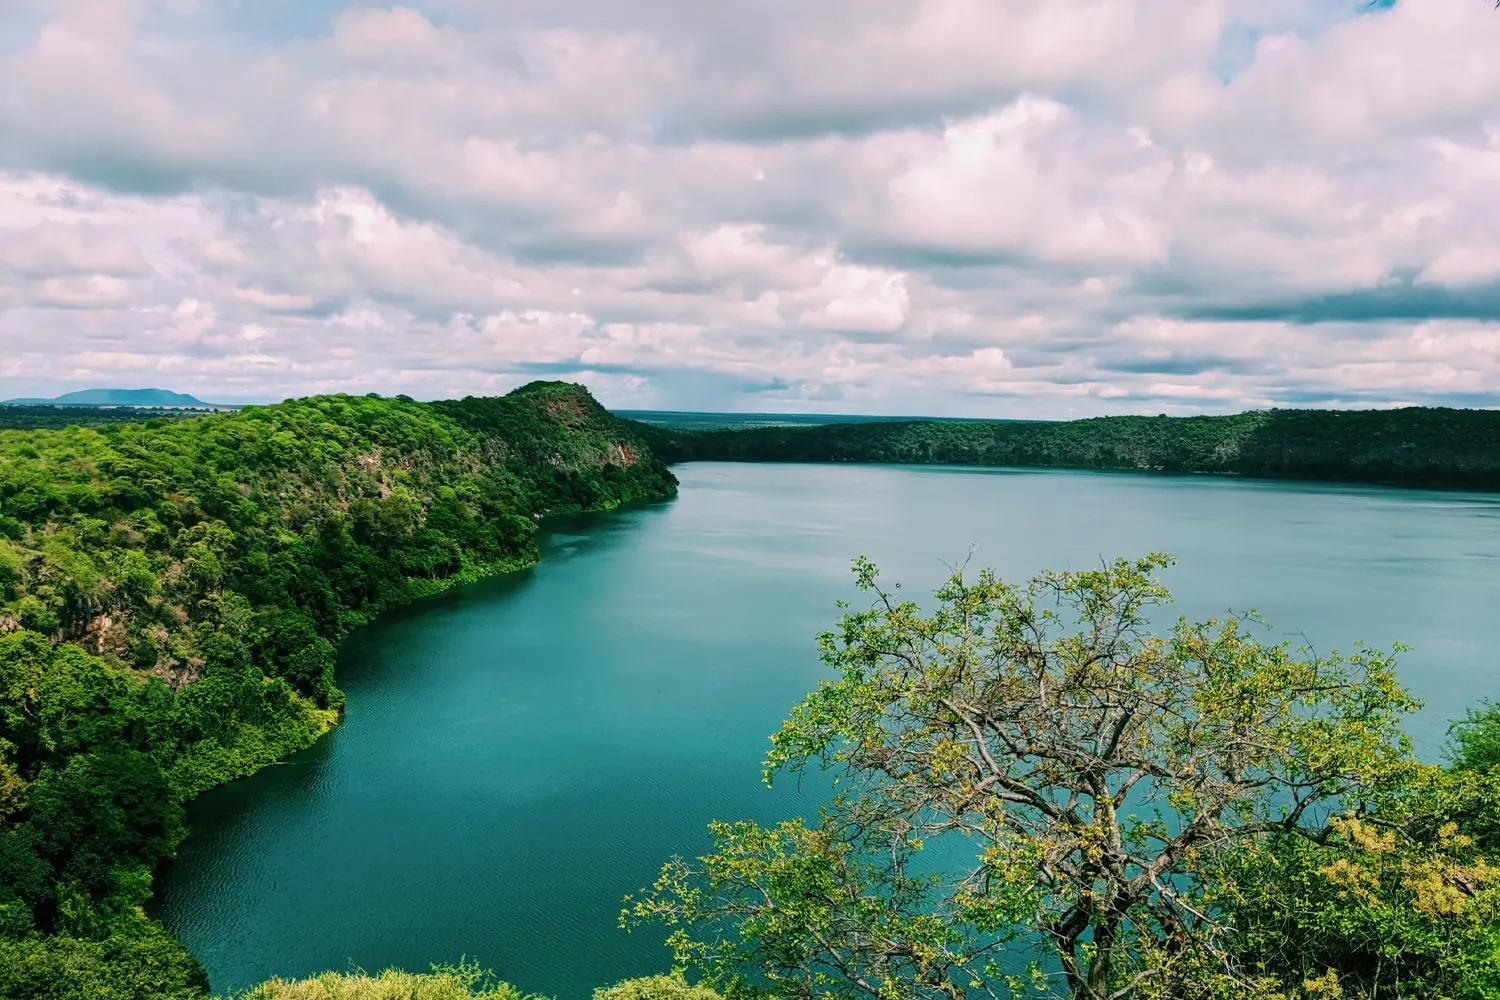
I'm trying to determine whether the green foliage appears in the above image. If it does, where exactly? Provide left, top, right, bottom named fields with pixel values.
left=0, top=383, right=676, bottom=997
left=0, top=406, right=202, bottom=432
left=255, top=611, right=341, bottom=708
left=594, top=974, right=725, bottom=1000
left=0, top=921, right=209, bottom=1000
left=635, top=406, right=1500, bottom=490
left=0, top=628, right=332, bottom=954
left=626, top=556, right=1491, bottom=1000
left=229, top=970, right=724, bottom=1000
left=0, top=383, right=674, bottom=678
left=1208, top=768, right=1500, bottom=999
left=1449, top=699, right=1500, bottom=773
left=230, top=962, right=532, bottom=1000
left=0, top=540, right=20, bottom=600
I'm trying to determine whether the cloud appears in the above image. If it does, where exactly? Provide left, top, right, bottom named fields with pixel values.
left=796, top=262, right=910, bottom=334
left=1, top=0, right=1499, bottom=415
left=868, top=99, right=1172, bottom=268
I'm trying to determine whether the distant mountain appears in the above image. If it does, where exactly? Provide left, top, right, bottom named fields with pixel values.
left=1, top=388, right=226, bottom=408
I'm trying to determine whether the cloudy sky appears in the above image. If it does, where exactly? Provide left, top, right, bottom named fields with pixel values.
left=1, top=0, right=1498, bottom=415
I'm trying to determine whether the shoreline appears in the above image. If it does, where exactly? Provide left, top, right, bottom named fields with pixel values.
left=150, top=491, right=677, bottom=991
left=661, top=455, right=1500, bottom=497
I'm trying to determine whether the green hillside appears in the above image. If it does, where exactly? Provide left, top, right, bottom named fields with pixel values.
left=634, top=406, right=1500, bottom=490
left=0, top=383, right=676, bottom=997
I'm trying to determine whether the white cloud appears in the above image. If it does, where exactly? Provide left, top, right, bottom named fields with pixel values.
left=31, top=274, right=133, bottom=308
left=797, top=263, right=910, bottom=334
left=1, top=0, right=1499, bottom=415
left=1417, top=243, right=1500, bottom=289
left=878, top=99, right=1172, bottom=267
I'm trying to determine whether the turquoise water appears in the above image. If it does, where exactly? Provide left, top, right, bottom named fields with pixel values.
left=157, top=463, right=1500, bottom=998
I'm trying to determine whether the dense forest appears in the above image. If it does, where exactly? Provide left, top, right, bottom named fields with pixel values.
left=633, top=406, right=1500, bottom=490
left=0, top=383, right=677, bottom=998
left=0, top=406, right=208, bottom=432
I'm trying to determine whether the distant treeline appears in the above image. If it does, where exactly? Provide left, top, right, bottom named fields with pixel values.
left=0, top=406, right=207, bottom=431
left=632, top=407, right=1500, bottom=490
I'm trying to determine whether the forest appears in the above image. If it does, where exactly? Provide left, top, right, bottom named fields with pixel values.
left=4, top=391, right=1500, bottom=999
left=632, top=406, right=1500, bottom=490
left=0, top=407, right=206, bottom=432
left=0, top=383, right=677, bottom=998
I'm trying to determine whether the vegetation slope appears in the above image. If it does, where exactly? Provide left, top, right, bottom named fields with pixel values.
left=635, top=406, right=1500, bottom=490
left=0, top=382, right=677, bottom=998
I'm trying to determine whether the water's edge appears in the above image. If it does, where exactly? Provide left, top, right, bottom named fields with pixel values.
left=147, top=498, right=676, bottom=971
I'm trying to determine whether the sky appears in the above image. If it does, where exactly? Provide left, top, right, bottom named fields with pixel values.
left=1, top=0, right=1499, bottom=416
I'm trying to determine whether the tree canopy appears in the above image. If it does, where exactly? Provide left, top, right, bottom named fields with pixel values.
left=629, top=556, right=1500, bottom=1000
left=632, top=407, right=1500, bottom=491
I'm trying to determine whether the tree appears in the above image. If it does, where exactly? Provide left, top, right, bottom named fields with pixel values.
left=0, top=922, right=209, bottom=1000
left=1448, top=699, right=1500, bottom=773
left=1205, top=767, right=1500, bottom=999
left=628, top=555, right=1427, bottom=1000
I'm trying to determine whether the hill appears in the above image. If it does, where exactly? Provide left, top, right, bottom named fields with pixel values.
left=0, top=382, right=677, bottom=995
left=632, top=406, right=1500, bottom=491
left=1, top=388, right=225, bottom=408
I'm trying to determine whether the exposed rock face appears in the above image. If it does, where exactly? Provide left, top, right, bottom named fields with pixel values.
left=85, top=613, right=132, bottom=658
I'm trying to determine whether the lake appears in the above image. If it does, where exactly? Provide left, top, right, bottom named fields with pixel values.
left=157, top=463, right=1500, bottom=998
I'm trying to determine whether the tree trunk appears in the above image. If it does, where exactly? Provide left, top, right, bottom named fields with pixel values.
left=1084, top=912, right=1119, bottom=1000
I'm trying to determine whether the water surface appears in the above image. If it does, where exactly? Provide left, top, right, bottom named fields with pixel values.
left=159, top=464, right=1500, bottom=997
